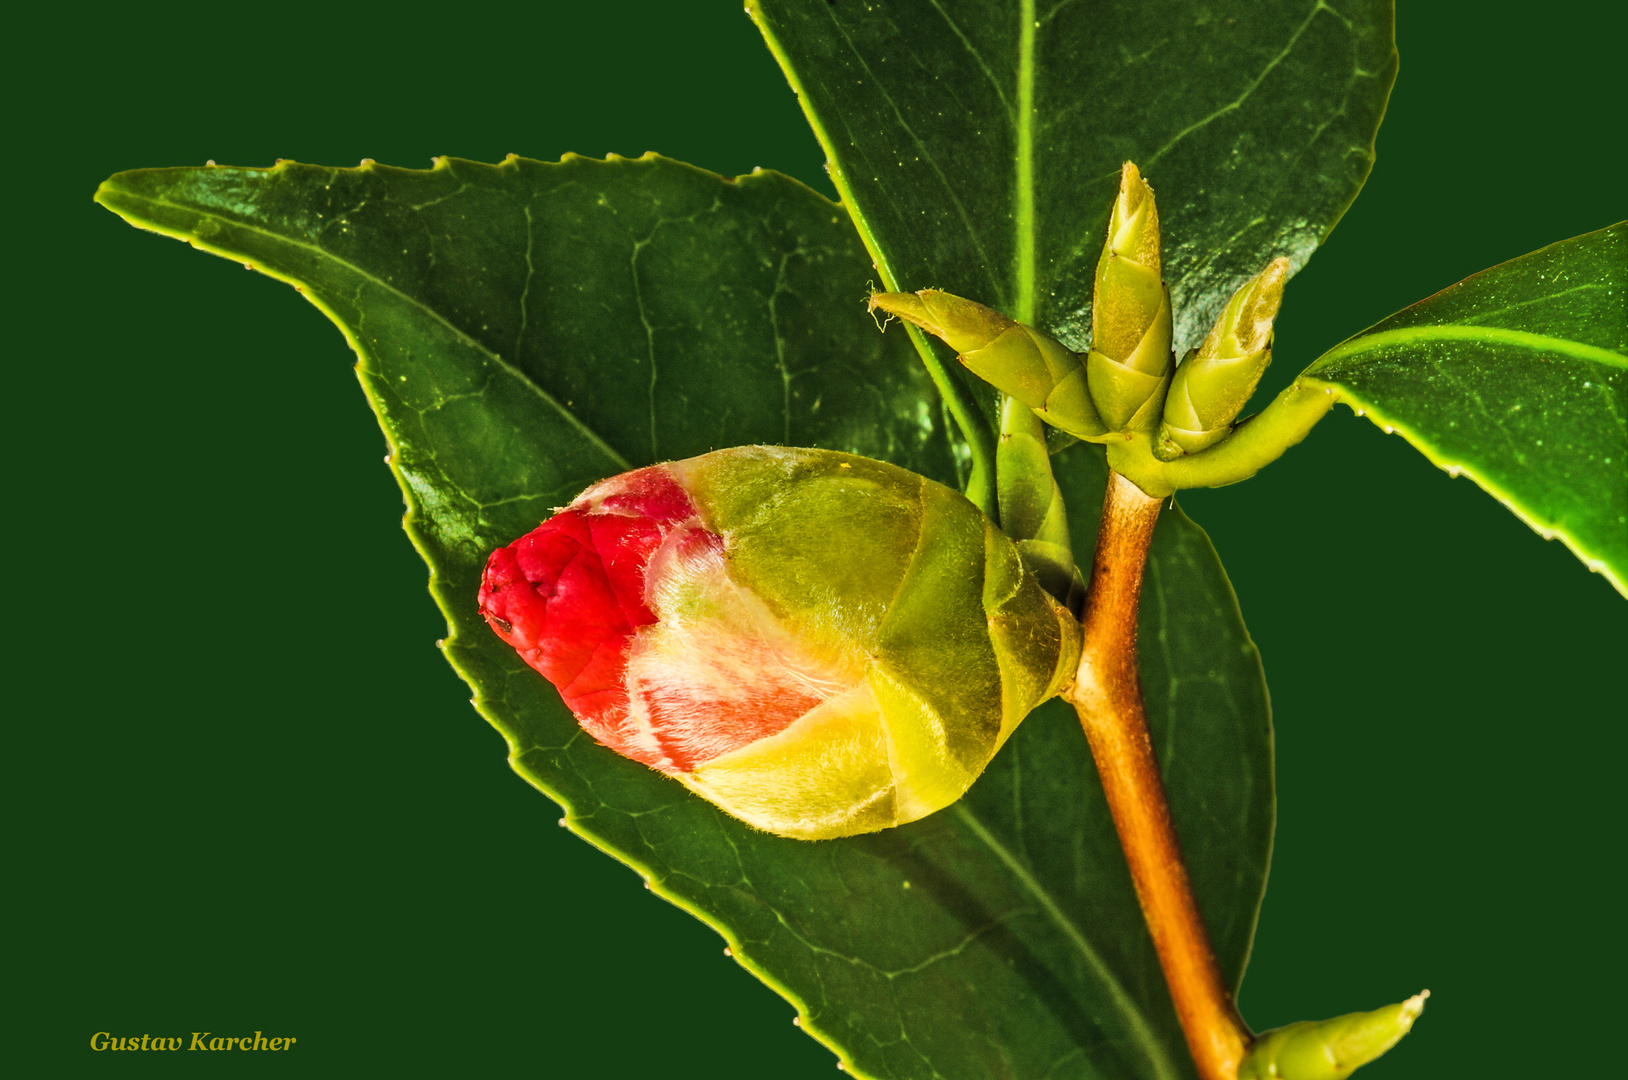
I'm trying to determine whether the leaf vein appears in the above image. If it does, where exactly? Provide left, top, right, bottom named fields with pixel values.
left=949, top=803, right=1181, bottom=1080
left=1141, top=0, right=1332, bottom=175
left=923, top=0, right=1014, bottom=119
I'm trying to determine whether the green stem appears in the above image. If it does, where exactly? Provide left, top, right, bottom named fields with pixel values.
left=1107, top=378, right=1339, bottom=496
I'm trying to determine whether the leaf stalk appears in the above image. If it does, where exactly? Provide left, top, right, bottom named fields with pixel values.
left=1064, top=470, right=1250, bottom=1080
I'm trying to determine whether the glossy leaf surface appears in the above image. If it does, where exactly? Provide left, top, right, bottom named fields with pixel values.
left=1304, top=222, right=1628, bottom=596
left=98, top=157, right=1271, bottom=1080
left=749, top=0, right=1396, bottom=350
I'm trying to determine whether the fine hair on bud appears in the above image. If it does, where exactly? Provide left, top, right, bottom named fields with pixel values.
left=479, top=447, right=1082, bottom=841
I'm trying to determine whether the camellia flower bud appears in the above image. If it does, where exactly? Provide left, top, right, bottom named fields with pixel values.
left=1086, top=162, right=1175, bottom=432
left=479, top=446, right=1082, bottom=841
left=1237, top=992, right=1428, bottom=1080
left=868, top=290, right=1108, bottom=440
left=1157, top=258, right=1290, bottom=460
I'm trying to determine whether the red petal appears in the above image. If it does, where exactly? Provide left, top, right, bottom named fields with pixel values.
left=479, top=469, right=702, bottom=770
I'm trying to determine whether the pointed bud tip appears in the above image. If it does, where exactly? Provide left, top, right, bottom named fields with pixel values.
left=1250, top=257, right=1291, bottom=313
left=870, top=289, right=1014, bottom=355
left=1118, top=161, right=1150, bottom=212
left=867, top=290, right=932, bottom=327
left=1201, top=258, right=1290, bottom=360
left=1399, top=989, right=1429, bottom=1026
left=1107, top=162, right=1160, bottom=270
left=1256, top=256, right=1291, bottom=295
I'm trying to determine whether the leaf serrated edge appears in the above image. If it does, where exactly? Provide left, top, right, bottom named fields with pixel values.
left=1300, top=376, right=1628, bottom=598
left=94, top=159, right=636, bottom=474
left=97, top=158, right=882, bottom=1079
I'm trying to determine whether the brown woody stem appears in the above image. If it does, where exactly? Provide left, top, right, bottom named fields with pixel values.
left=1063, top=470, right=1250, bottom=1080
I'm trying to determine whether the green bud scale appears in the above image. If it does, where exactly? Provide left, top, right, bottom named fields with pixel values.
left=1157, top=259, right=1289, bottom=459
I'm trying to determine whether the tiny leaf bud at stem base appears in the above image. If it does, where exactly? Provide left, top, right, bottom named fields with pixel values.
left=1237, top=993, right=1428, bottom=1080
left=997, top=396, right=1084, bottom=613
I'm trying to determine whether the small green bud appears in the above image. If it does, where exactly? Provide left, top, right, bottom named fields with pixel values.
left=1237, top=992, right=1428, bottom=1080
left=1157, top=258, right=1289, bottom=459
left=1086, top=162, right=1174, bottom=432
left=997, top=397, right=1085, bottom=613
left=869, top=290, right=1107, bottom=440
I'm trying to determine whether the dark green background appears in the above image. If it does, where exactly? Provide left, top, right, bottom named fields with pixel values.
left=12, top=2, right=1623, bottom=1076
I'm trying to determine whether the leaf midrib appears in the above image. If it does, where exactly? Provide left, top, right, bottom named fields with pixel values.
left=976, top=28, right=1183, bottom=1062
left=1313, top=324, right=1628, bottom=371
left=97, top=180, right=635, bottom=473
left=1014, top=0, right=1036, bottom=324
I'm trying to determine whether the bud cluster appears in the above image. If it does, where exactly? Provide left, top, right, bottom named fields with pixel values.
left=869, top=161, right=1294, bottom=485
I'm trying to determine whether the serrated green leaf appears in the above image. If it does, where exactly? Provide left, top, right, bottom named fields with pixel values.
left=97, top=155, right=1269, bottom=1080
left=1303, top=222, right=1628, bottom=596
left=748, top=0, right=1396, bottom=349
